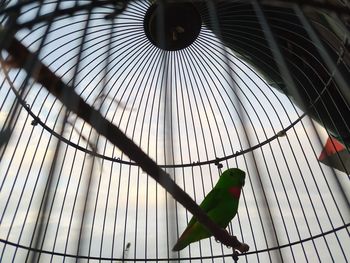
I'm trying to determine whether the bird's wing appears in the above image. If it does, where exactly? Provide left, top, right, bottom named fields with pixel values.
left=187, top=187, right=222, bottom=228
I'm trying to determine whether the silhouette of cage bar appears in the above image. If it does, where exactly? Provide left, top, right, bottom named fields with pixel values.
left=0, top=0, right=349, bottom=262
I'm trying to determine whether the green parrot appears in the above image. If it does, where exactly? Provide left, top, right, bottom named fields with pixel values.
left=172, top=168, right=246, bottom=251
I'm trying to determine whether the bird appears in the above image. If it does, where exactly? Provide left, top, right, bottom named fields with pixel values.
left=172, top=168, right=246, bottom=251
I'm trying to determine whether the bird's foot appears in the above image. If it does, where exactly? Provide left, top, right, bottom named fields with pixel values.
left=235, top=242, right=250, bottom=253
left=214, top=229, right=249, bottom=255
left=231, top=243, right=249, bottom=262
left=216, top=229, right=230, bottom=243
left=232, top=250, right=239, bottom=262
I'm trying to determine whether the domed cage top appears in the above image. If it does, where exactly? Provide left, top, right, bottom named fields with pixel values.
left=0, top=0, right=349, bottom=262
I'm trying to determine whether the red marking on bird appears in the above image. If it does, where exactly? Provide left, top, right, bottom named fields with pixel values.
left=229, top=187, right=241, bottom=199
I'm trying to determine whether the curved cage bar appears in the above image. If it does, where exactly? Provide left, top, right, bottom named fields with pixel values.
left=0, top=0, right=349, bottom=262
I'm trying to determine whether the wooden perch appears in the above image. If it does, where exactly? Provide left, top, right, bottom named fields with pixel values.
left=1, top=33, right=249, bottom=254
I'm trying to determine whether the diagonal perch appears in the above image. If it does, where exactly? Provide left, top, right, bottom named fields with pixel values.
left=0, top=30, right=249, bottom=254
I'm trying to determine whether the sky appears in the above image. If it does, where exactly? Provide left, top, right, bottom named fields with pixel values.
left=1, top=1, right=349, bottom=262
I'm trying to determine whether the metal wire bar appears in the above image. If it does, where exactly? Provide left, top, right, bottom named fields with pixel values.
left=1, top=31, right=248, bottom=255
left=202, top=4, right=288, bottom=260
left=179, top=46, right=221, bottom=259
left=2, top=1, right=348, bottom=175
left=191, top=31, right=321, bottom=259
left=0, top=223, right=348, bottom=261
left=1, top=1, right=349, bottom=262
left=0, top=2, right=62, bottom=263
left=0, top=0, right=127, bottom=22
left=189, top=35, right=270, bottom=262
left=260, top=0, right=350, bottom=15
left=251, top=2, right=349, bottom=261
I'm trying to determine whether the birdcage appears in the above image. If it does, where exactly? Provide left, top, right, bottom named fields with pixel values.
left=0, top=0, right=349, bottom=262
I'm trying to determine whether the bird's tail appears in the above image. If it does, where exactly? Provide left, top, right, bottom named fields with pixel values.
left=172, top=223, right=211, bottom=251
left=172, top=238, right=188, bottom=251
left=172, top=227, right=192, bottom=251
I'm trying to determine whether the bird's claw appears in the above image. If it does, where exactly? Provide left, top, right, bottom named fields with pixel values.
left=232, top=250, right=239, bottom=262
left=236, top=242, right=250, bottom=253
